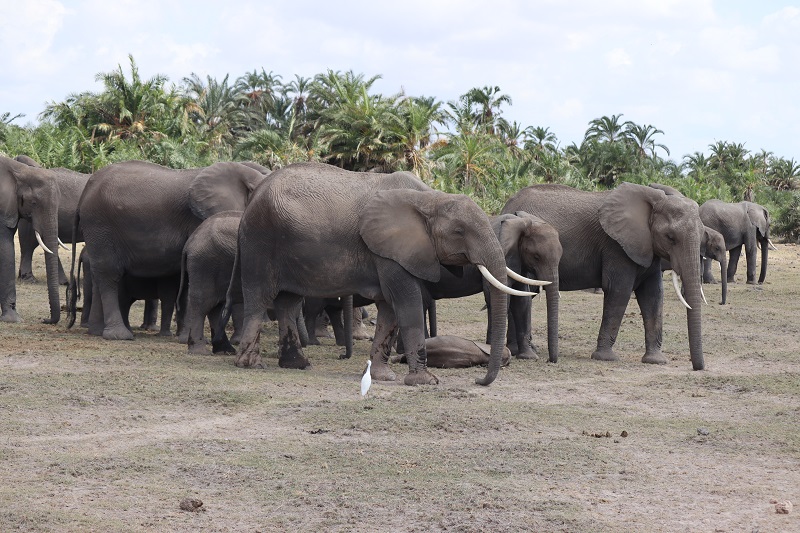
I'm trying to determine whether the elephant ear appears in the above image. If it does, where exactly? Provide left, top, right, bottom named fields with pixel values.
left=599, top=183, right=662, bottom=268
left=495, top=214, right=526, bottom=257
left=649, top=183, right=683, bottom=197
left=189, top=162, right=265, bottom=220
left=745, top=203, right=769, bottom=238
left=359, top=189, right=440, bottom=283
left=0, top=158, right=20, bottom=229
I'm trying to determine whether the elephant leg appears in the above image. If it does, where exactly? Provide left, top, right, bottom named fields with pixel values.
left=303, top=298, right=325, bottom=345
left=158, top=297, right=175, bottom=337
left=186, top=299, right=211, bottom=355
left=592, top=279, right=635, bottom=362
left=727, top=245, right=742, bottom=282
left=369, top=300, right=398, bottom=381
left=634, top=271, right=665, bottom=365
left=96, top=272, right=134, bottom=340
left=209, top=304, right=236, bottom=355
left=57, top=257, right=68, bottom=286
left=17, top=220, right=36, bottom=283
left=296, top=309, right=309, bottom=348
left=352, top=306, right=371, bottom=340
left=702, top=257, right=716, bottom=284
left=119, top=298, right=134, bottom=332
left=509, top=293, right=537, bottom=360
left=230, top=302, right=244, bottom=345
left=328, top=306, right=346, bottom=346
left=274, top=292, right=309, bottom=369
left=0, top=226, right=21, bottom=322
left=744, top=241, right=757, bottom=284
left=140, top=299, right=159, bottom=331
left=86, top=275, right=104, bottom=336
left=80, top=261, right=93, bottom=328
left=236, top=301, right=267, bottom=368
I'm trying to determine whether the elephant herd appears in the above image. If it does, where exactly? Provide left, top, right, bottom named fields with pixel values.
left=0, top=154, right=774, bottom=386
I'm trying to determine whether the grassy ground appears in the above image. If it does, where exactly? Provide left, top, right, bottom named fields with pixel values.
left=1, top=241, right=799, bottom=532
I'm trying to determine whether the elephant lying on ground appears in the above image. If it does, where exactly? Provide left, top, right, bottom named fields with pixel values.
left=699, top=199, right=772, bottom=285
left=228, top=162, right=540, bottom=386
left=390, top=335, right=512, bottom=368
left=503, top=182, right=706, bottom=370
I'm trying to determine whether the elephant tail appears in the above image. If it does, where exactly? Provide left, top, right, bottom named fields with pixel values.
left=216, top=241, right=242, bottom=346
left=65, top=210, right=81, bottom=329
left=176, top=247, right=188, bottom=315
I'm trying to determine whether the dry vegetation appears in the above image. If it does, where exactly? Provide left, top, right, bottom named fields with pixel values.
left=1, top=241, right=799, bottom=532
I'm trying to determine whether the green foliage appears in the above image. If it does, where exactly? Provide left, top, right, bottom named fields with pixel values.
left=773, top=192, right=800, bottom=243
left=2, top=56, right=798, bottom=237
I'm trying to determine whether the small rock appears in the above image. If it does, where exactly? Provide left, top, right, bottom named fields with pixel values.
left=697, top=427, right=710, bottom=436
left=775, top=500, right=793, bottom=514
left=620, top=431, right=628, bottom=438
left=179, top=498, right=205, bottom=512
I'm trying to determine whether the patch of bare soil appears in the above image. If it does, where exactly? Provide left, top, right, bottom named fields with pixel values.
left=0, top=240, right=799, bottom=532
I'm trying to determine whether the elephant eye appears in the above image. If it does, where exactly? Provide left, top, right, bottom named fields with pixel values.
left=666, top=233, right=676, bottom=244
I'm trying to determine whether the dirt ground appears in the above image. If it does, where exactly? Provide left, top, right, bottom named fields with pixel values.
left=1, top=241, right=799, bottom=532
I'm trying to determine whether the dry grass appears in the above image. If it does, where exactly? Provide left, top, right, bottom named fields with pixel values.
left=1, top=240, right=799, bottom=532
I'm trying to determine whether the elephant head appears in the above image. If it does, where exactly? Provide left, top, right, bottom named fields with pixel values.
left=496, top=211, right=562, bottom=362
left=702, top=226, right=728, bottom=304
left=188, top=162, right=267, bottom=219
left=360, top=189, right=542, bottom=385
left=0, top=156, right=61, bottom=323
left=744, top=201, right=770, bottom=284
left=601, top=183, right=705, bottom=370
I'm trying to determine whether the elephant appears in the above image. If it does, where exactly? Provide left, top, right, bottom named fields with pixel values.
left=229, top=162, right=539, bottom=386
left=0, top=156, right=63, bottom=323
left=178, top=210, right=244, bottom=355
left=502, top=182, right=706, bottom=370
left=649, top=184, right=728, bottom=304
left=390, top=335, right=512, bottom=368
left=68, top=160, right=268, bottom=340
left=76, top=247, right=181, bottom=336
left=13, top=155, right=91, bottom=285
left=699, top=199, right=772, bottom=285
left=422, top=211, right=562, bottom=362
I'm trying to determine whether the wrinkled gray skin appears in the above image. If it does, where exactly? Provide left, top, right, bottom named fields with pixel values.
left=390, top=335, right=512, bottom=369
left=423, top=212, right=562, bottom=362
left=178, top=211, right=245, bottom=355
left=76, top=248, right=181, bottom=336
left=699, top=199, right=770, bottom=286
left=503, top=182, right=706, bottom=370
left=13, top=156, right=90, bottom=285
left=69, top=160, right=267, bottom=340
left=232, top=162, right=511, bottom=386
left=0, top=156, right=62, bottom=323
left=649, top=184, right=728, bottom=304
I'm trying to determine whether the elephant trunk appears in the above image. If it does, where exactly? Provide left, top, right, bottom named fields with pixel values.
left=719, top=254, right=728, bottom=305
left=758, top=236, right=768, bottom=284
left=544, top=272, right=560, bottom=363
left=37, top=214, right=61, bottom=324
left=677, top=246, right=704, bottom=370
left=475, top=256, right=509, bottom=386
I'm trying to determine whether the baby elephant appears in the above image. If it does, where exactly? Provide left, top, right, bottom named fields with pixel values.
left=391, top=335, right=511, bottom=369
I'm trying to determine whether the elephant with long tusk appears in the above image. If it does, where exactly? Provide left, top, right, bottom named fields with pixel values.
left=503, top=182, right=707, bottom=371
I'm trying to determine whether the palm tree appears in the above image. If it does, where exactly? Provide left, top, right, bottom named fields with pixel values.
left=523, top=125, right=558, bottom=161
left=182, top=73, right=247, bottom=154
left=584, top=114, right=627, bottom=144
left=625, top=123, right=670, bottom=160
left=393, top=95, right=446, bottom=179
left=460, top=85, right=512, bottom=134
left=767, top=157, right=800, bottom=191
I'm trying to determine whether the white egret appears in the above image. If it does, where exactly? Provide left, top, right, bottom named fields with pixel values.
left=361, top=360, right=372, bottom=398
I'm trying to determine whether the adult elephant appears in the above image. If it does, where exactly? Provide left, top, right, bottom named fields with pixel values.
left=0, top=156, right=62, bottom=323
left=423, top=211, right=561, bottom=362
left=503, top=182, right=706, bottom=370
left=69, top=160, right=267, bottom=340
left=231, top=162, right=540, bottom=386
left=699, top=199, right=772, bottom=285
left=13, top=155, right=90, bottom=285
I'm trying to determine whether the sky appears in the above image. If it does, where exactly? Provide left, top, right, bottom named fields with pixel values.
left=1, top=0, right=799, bottom=163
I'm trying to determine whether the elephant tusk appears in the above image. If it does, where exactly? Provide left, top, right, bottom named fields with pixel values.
left=35, top=231, right=54, bottom=254
left=768, top=239, right=777, bottom=251
left=700, top=284, right=708, bottom=305
left=58, top=238, right=69, bottom=250
left=671, top=271, right=692, bottom=310
left=505, top=267, right=551, bottom=287
left=478, top=265, right=540, bottom=297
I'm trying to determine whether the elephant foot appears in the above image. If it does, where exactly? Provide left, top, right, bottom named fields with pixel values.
left=515, top=346, right=539, bottom=361
left=18, top=273, right=37, bottom=283
left=41, top=317, right=60, bottom=325
left=141, top=324, right=159, bottom=332
left=353, top=327, right=371, bottom=341
left=102, top=326, right=135, bottom=340
left=0, top=310, right=22, bottom=323
left=338, top=350, right=352, bottom=360
left=188, top=341, right=212, bottom=356
left=59, top=276, right=69, bottom=286
left=371, top=361, right=396, bottom=382
left=727, top=278, right=736, bottom=284
left=157, top=329, right=173, bottom=337
left=702, top=276, right=717, bottom=284
left=315, top=327, right=333, bottom=339
left=235, top=350, right=264, bottom=368
left=641, top=352, right=667, bottom=365
left=591, top=348, right=619, bottom=362
left=230, top=334, right=241, bottom=345
left=177, top=332, right=189, bottom=344
left=212, top=340, right=236, bottom=355
left=403, top=369, right=440, bottom=386
left=307, top=337, right=321, bottom=346
left=746, top=280, right=757, bottom=285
